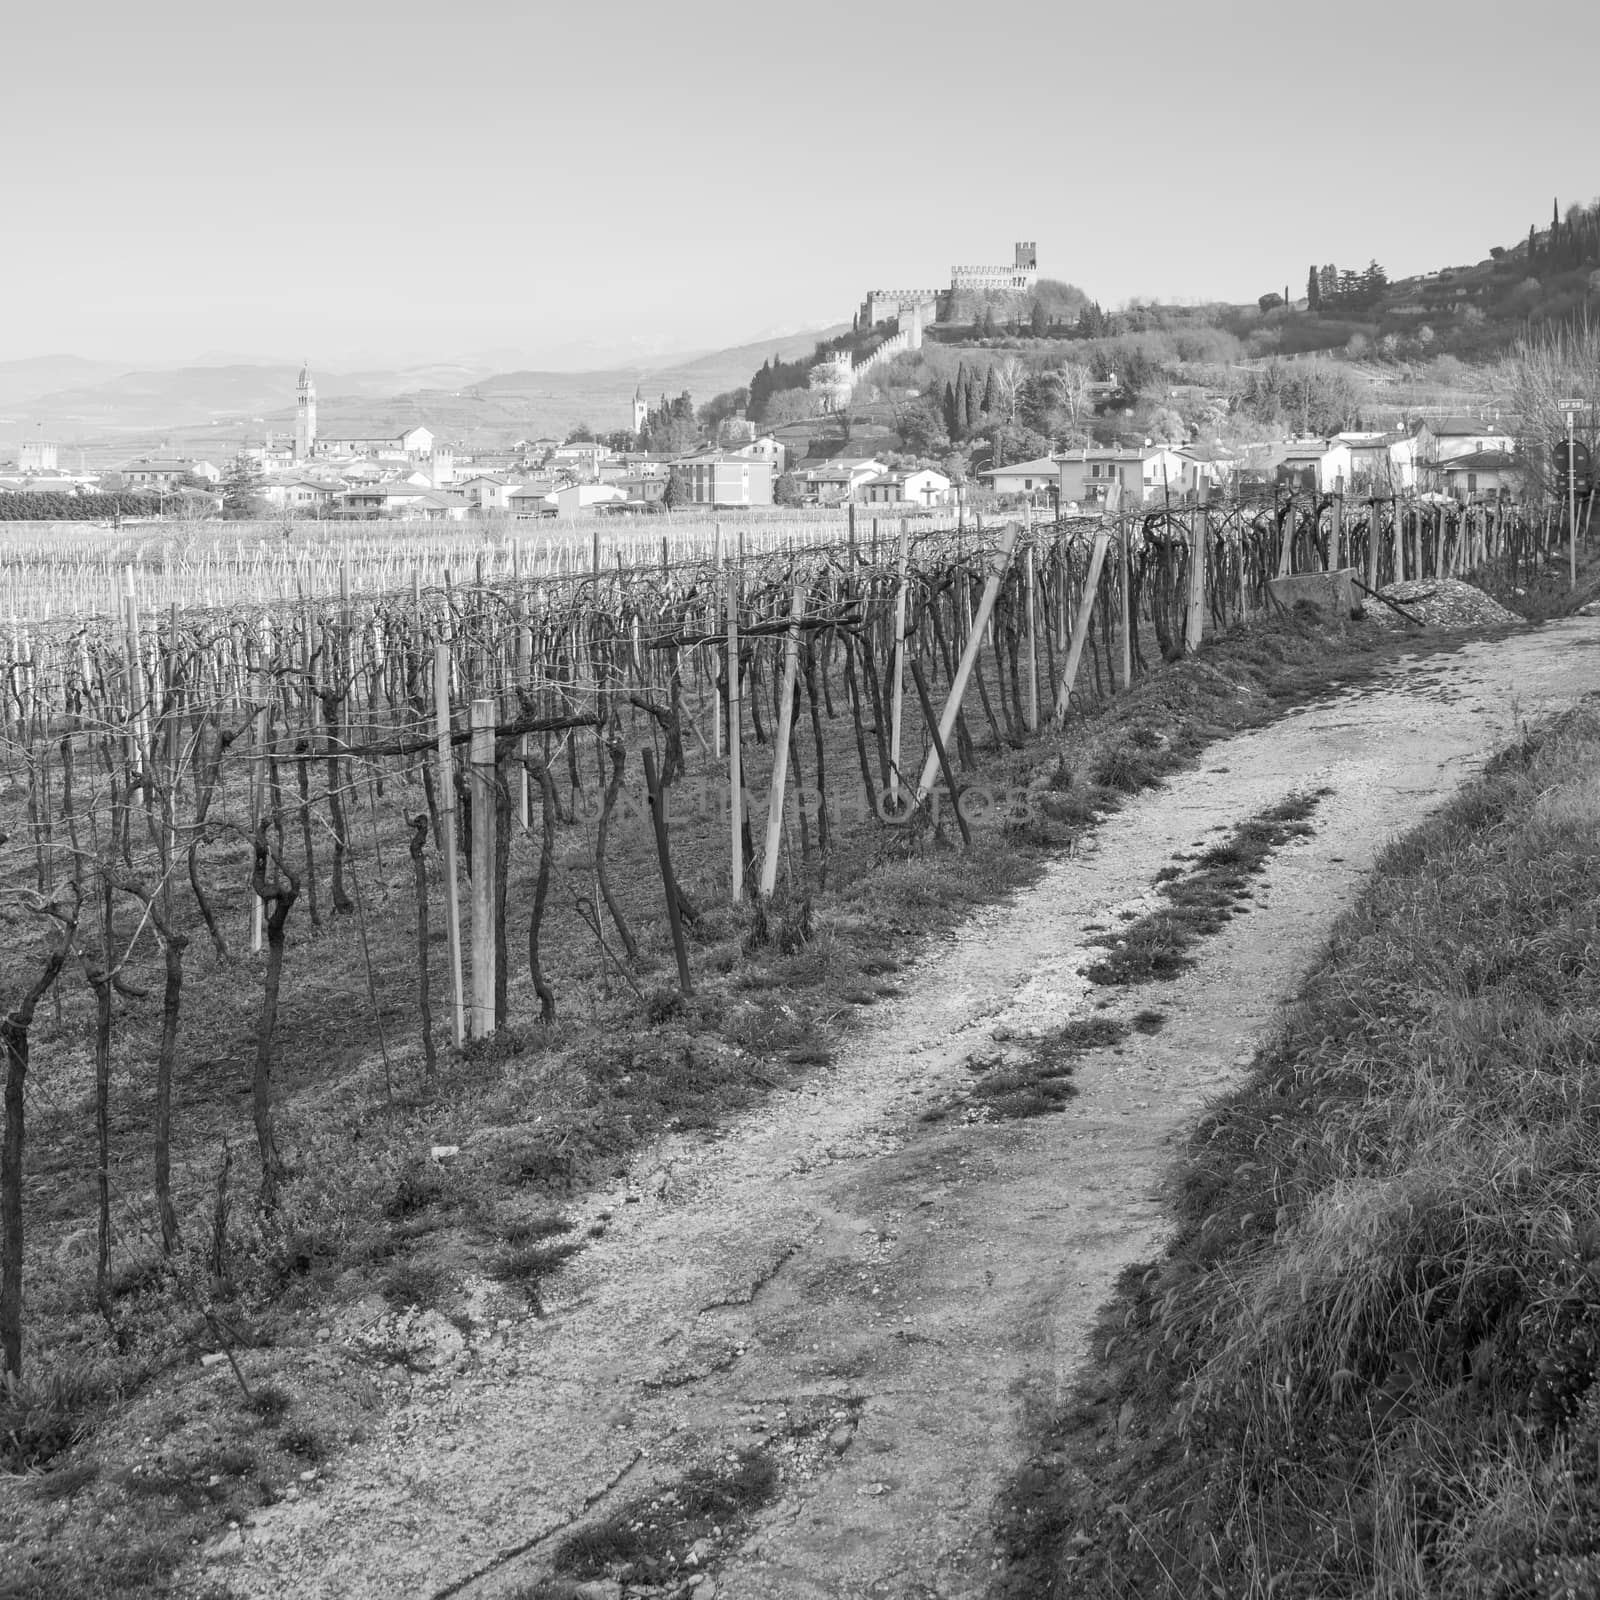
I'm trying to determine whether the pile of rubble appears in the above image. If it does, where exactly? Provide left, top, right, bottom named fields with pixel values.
left=1362, top=578, right=1523, bottom=630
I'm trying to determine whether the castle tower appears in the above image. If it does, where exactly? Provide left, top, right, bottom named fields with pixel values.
left=295, top=361, right=317, bottom=460
left=632, top=385, right=648, bottom=436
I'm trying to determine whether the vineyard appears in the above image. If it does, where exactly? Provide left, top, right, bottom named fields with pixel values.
left=0, top=491, right=1547, bottom=1402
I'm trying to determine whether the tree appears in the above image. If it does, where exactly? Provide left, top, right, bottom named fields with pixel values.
left=1147, top=407, right=1187, bottom=446
left=762, top=388, right=819, bottom=427
left=1029, top=300, right=1049, bottom=338
left=1258, top=292, right=1285, bottom=313
left=661, top=468, right=691, bottom=510
left=697, top=388, right=748, bottom=434
left=898, top=399, right=950, bottom=457
left=773, top=472, right=803, bottom=506
left=220, top=455, right=262, bottom=520
left=1307, top=266, right=1321, bottom=312
left=980, top=306, right=998, bottom=339
left=980, top=365, right=999, bottom=417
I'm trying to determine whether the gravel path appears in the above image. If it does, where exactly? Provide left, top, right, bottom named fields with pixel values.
left=197, top=617, right=1600, bottom=1600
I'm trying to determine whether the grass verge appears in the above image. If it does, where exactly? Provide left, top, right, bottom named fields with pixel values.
left=992, top=700, right=1600, bottom=1600
left=1083, top=790, right=1329, bottom=986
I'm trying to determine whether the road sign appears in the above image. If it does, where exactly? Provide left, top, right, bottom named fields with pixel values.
left=1553, top=437, right=1593, bottom=496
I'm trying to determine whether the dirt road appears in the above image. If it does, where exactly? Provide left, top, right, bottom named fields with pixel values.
left=200, top=618, right=1600, bottom=1600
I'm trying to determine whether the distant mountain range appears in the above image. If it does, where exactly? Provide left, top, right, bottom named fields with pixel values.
left=0, top=325, right=849, bottom=454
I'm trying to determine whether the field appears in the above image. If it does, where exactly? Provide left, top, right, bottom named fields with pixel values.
left=0, top=493, right=1576, bottom=1594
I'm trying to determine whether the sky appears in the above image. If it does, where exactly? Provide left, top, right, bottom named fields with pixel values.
left=5, top=0, right=1598, bottom=371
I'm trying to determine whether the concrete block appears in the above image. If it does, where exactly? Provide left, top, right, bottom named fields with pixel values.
left=1266, top=567, right=1358, bottom=619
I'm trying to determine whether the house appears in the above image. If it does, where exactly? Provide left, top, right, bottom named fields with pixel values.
left=314, top=425, right=436, bottom=460
left=509, top=482, right=557, bottom=519
left=1274, top=439, right=1354, bottom=493
left=1413, top=417, right=1515, bottom=491
left=120, top=459, right=199, bottom=490
left=258, top=478, right=337, bottom=514
left=1413, top=417, right=1515, bottom=466
left=1435, top=449, right=1521, bottom=501
left=554, top=482, right=627, bottom=517
left=1337, top=432, right=1418, bottom=492
left=726, top=434, right=787, bottom=476
left=613, top=473, right=668, bottom=506
left=456, top=474, right=513, bottom=512
left=858, top=467, right=953, bottom=507
left=1173, top=447, right=1240, bottom=497
left=673, top=454, right=773, bottom=508
left=977, top=455, right=1058, bottom=498
left=551, top=441, right=608, bottom=482
left=793, top=457, right=886, bottom=503
left=337, top=484, right=467, bottom=520
left=1054, top=446, right=1189, bottom=508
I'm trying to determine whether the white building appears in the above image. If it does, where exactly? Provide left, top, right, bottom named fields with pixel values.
left=977, top=455, right=1057, bottom=497
left=1054, top=446, right=1189, bottom=507
left=858, top=467, right=953, bottom=507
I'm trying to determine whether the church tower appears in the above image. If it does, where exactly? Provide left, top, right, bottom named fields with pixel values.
left=295, top=361, right=317, bottom=460
left=632, top=385, right=648, bottom=437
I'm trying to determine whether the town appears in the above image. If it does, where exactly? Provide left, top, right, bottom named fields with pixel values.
left=0, top=238, right=1543, bottom=524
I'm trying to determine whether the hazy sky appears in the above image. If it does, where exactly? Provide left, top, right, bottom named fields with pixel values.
left=6, top=0, right=1597, bottom=369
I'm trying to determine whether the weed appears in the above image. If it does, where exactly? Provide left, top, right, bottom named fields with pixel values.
left=1092, top=744, right=1160, bottom=794
left=277, top=1425, right=326, bottom=1461
left=1131, top=1009, right=1168, bottom=1034
left=28, top=1460, right=99, bottom=1501
left=502, top=1213, right=576, bottom=1246
left=383, top=1157, right=444, bottom=1221
left=1085, top=789, right=1328, bottom=985
left=380, top=1259, right=451, bottom=1311
left=0, top=1360, right=119, bottom=1472
left=488, top=1239, right=585, bottom=1306
left=247, top=1384, right=293, bottom=1424
left=548, top=1447, right=779, bottom=1586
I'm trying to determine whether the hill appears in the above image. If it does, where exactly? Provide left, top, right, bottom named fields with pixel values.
left=0, top=326, right=848, bottom=458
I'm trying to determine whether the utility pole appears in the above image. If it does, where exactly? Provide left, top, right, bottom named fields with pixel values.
left=1568, top=406, right=1579, bottom=592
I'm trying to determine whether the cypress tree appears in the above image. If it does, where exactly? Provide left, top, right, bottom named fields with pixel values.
left=980, top=365, right=998, bottom=416
left=1307, top=265, right=1321, bottom=311
left=943, top=380, right=959, bottom=441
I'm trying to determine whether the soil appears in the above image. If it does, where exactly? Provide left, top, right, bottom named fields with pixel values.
left=190, top=616, right=1600, bottom=1600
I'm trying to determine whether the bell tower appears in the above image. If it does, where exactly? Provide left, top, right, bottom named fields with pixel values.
left=295, top=361, right=317, bottom=460
left=632, top=385, right=648, bottom=436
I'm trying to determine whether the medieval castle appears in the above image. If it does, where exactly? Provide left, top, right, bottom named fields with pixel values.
left=858, top=242, right=1039, bottom=344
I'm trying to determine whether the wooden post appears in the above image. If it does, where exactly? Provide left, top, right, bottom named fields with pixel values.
left=643, top=748, right=692, bottom=996
left=1118, top=517, right=1133, bottom=691
left=726, top=559, right=743, bottom=901
left=712, top=523, right=723, bottom=760
left=1185, top=495, right=1207, bottom=655
left=1276, top=494, right=1295, bottom=577
left=1051, top=531, right=1112, bottom=727
left=468, top=699, right=496, bottom=1041
left=1366, top=500, right=1380, bottom=593
left=1023, top=538, right=1039, bottom=731
left=1330, top=493, right=1343, bottom=573
left=888, top=519, right=910, bottom=801
left=759, top=581, right=806, bottom=899
left=910, top=659, right=971, bottom=850
left=434, top=644, right=465, bottom=1048
left=1392, top=498, right=1405, bottom=583
left=914, top=523, right=1020, bottom=802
